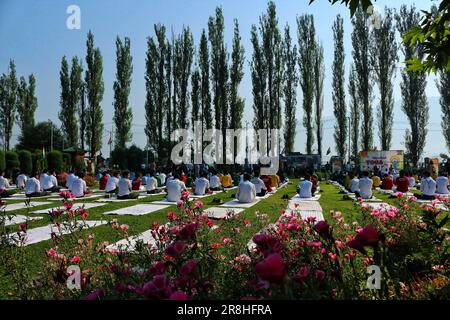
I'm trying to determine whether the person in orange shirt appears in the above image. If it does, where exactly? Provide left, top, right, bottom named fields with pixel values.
left=261, top=175, right=274, bottom=193
left=132, top=173, right=142, bottom=191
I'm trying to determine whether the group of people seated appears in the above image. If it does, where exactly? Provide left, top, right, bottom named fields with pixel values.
left=0, top=169, right=63, bottom=198
left=344, top=168, right=450, bottom=200
left=296, top=173, right=320, bottom=198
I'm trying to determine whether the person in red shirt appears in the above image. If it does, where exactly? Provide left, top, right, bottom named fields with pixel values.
left=180, top=173, right=187, bottom=183
left=132, top=173, right=142, bottom=191
left=261, top=175, right=273, bottom=193
left=380, top=174, right=394, bottom=190
left=395, top=170, right=409, bottom=193
left=99, top=171, right=109, bottom=190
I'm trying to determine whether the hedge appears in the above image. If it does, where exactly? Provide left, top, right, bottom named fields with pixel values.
left=112, top=147, right=128, bottom=169
left=0, top=150, right=5, bottom=171
left=18, top=150, right=33, bottom=175
left=5, top=151, right=20, bottom=178
left=46, top=150, right=63, bottom=172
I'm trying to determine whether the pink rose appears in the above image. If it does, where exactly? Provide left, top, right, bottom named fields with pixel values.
left=70, top=255, right=81, bottom=264
left=194, top=201, right=203, bottom=208
left=120, top=224, right=129, bottom=231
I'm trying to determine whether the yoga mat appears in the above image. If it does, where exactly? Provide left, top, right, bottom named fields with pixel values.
left=96, top=195, right=147, bottom=202
left=3, top=202, right=52, bottom=212
left=7, top=220, right=107, bottom=246
left=6, top=194, right=51, bottom=200
left=107, top=223, right=170, bottom=252
left=203, top=207, right=244, bottom=219
left=151, top=199, right=179, bottom=205
left=291, top=194, right=322, bottom=201
left=103, top=204, right=169, bottom=216
left=288, top=200, right=323, bottom=211
left=31, top=202, right=106, bottom=214
left=366, top=202, right=397, bottom=211
left=1, top=215, right=43, bottom=226
left=48, top=194, right=103, bottom=201
left=220, top=199, right=260, bottom=208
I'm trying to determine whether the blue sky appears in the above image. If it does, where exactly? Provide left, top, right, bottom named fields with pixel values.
left=0, top=0, right=445, bottom=160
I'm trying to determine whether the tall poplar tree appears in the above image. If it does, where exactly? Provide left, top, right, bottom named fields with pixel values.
left=332, top=14, right=347, bottom=158
left=297, top=14, right=316, bottom=154
left=16, top=74, right=37, bottom=143
left=0, top=60, right=18, bottom=150
left=283, top=24, right=298, bottom=154
left=348, top=65, right=360, bottom=161
left=229, top=19, right=245, bottom=130
left=352, top=6, right=373, bottom=151
left=438, top=70, right=450, bottom=152
left=191, top=69, right=201, bottom=129
left=113, top=36, right=133, bottom=148
left=314, top=42, right=325, bottom=157
left=69, top=57, right=83, bottom=148
left=199, top=30, right=212, bottom=130
left=396, top=5, right=428, bottom=167
left=371, top=8, right=398, bottom=150
left=84, top=31, right=104, bottom=159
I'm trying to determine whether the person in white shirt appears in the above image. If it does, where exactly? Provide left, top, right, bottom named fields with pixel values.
left=16, top=172, right=28, bottom=189
left=237, top=174, right=257, bottom=203
left=358, top=171, right=374, bottom=199
left=194, top=172, right=211, bottom=195
left=117, top=171, right=139, bottom=200
left=408, top=171, right=416, bottom=188
left=105, top=171, right=120, bottom=194
left=25, top=171, right=50, bottom=197
left=297, top=174, right=313, bottom=198
left=349, top=174, right=360, bottom=194
left=0, top=170, right=18, bottom=197
left=71, top=173, right=91, bottom=198
left=209, top=170, right=222, bottom=191
left=417, top=171, right=437, bottom=200
left=146, top=171, right=162, bottom=194
left=40, top=170, right=61, bottom=192
left=251, top=171, right=268, bottom=197
left=435, top=172, right=449, bottom=195
left=66, top=171, right=76, bottom=190
left=158, top=172, right=167, bottom=187
left=166, top=174, right=187, bottom=202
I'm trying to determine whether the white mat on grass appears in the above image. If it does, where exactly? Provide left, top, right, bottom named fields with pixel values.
left=288, top=201, right=323, bottom=211
left=220, top=199, right=260, bottom=208
left=31, top=202, right=106, bottom=214
left=298, top=210, right=324, bottom=222
left=96, top=195, right=147, bottom=202
left=8, top=220, right=107, bottom=246
left=151, top=199, right=179, bottom=205
left=138, top=191, right=167, bottom=197
left=107, top=223, right=169, bottom=252
left=348, top=195, right=381, bottom=202
left=6, top=194, right=51, bottom=200
left=366, top=202, right=397, bottom=211
left=48, top=194, right=103, bottom=201
left=203, top=207, right=244, bottom=219
left=291, top=194, right=321, bottom=201
left=3, top=202, right=52, bottom=212
left=1, top=215, right=43, bottom=226
left=103, top=204, right=169, bottom=216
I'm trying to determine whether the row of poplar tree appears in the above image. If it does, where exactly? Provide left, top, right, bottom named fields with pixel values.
left=1, top=2, right=450, bottom=167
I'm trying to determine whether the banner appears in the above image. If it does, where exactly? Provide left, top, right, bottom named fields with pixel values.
left=359, top=150, right=404, bottom=171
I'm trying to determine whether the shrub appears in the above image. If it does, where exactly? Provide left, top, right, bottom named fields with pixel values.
left=126, top=145, right=145, bottom=172
left=46, top=150, right=63, bottom=172
left=5, top=151, right=20, bottom=178
left=0, top=150, right=5, bottom=171
left=111, top=147, right=128, bottom=169
left=62, top=153, right=71, bottom=171
left=17, top=150, right=33, bottom=175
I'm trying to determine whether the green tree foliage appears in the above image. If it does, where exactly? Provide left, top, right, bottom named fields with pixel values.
left=348, top=65, right=360, bottom=161
left=46, top=150, right=63, bottom=172
left=298, top=14, right=316, bottom=154
left=5, top=151, right=19, bottom=178
left=332, top=15, right=347, bottom=158
left=438, top=70, right=450, bottom=152
left=16, top=74, right=37, bottom=146
left=396, top=5, right=429, bottom=167
left=84, top=31, right=104, bottom=160
left=229, top=19, right=245, bottom=130
left=351, top=6, right=373, bottom=151
left=371, top=8, right=398, bottom=151
left=314, top=42, right=325, bottom=157
left=199, top=30, right=213, bottom=130
left=16, top=122, right=64, bottom=151
left=0, top=151, right=5, bottom=171
left=0, top=60, right=18, bottom=150
left=191, top=69, right=201, bottom=129
left=17, top=150, right=32, bottom=175
left=282, top=24, right=298, bottom=154
left=113, top=36, right=133, bottom=148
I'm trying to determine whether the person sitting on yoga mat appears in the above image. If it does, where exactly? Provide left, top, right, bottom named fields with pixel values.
left=395, top=170, right=410, bottom=193
left=251, top=171, right=268, bottom=197
left=408, top=170, right=416, bottom=188
left=66, top=170, right=77, bottom=190
left=39, top=169, right=59, bottom=193
left=221, top=169, right=233, bottom=188
left=209, top=169, right=222, bottom=191
left=380, top=174, right=394, bottom=190
left=435, top=171, right=450, bottom=195
left=117, top=171, right=139, bottom=200
left=297, top=174, right=313, bottom=199
left=0, top=170, right=18, bottom=198
left=261, top=174, right=274, bottom=193
left=237, top=173, right=256, bottom=203
left=99, top=171, right=109, bottom=190
left=132, top=172, right=142, bottom=191
left=194, top=171, right=211, bottom=195
left=358, top=171, right=373, bottom=199
left=416, top=171, right=436, bottom=200
left=25, top=171, right=50, bottom=197
left=146, top=170, right=162, bottom=194
left=349, top=173, right=360, bottom=194
left=16, top=171, right=28, bottom=190
left=71, top=172, right=91, bottom=198
left=105, top=171, right=120, bottom=194
left=166, top=173, right=187, bottom=202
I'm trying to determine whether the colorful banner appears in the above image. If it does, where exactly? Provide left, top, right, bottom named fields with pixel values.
left=359, top=150, right=404, bottom=171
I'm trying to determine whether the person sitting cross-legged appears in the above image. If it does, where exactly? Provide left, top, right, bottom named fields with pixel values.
left=99, top=171, right=109, bottom=191
left=0, top=170, right=18, bottom=198
left=25, top=171, right=50, bottom=197
left=349, top=173, right=360, bottom=194
left=105, top=171, right=120, bottom=194
left=395, top=170, right=410, bottom=193
left=40, top=169, right=60, bottom=193
left=117, top=171, right=140, bottom=200
left=416, top=171, right=437, bottom=200
left=380, top=174, right=394, bottom=190
left=209, top=170, right=222, bottom=191
left=221, top=169, right=233, bottom=188
left=236, top=173, right=256, bottom=203
left=194, top=172, right=211, bottom=196
left=358, top=171, right=374, bottom=199
left=132, top=173, right=142, bottom=191
left=146, top=170, right=162, bottom=194
left=435, top=171, right=450, bottom=195
left=297, top=173, right=313, bottom=199
left=251, top=171, right=268, bottom=197
left=16, top=171, right=28, bottom=190
left=71, top=172, right=92, bottom=198
left=166, top=173, right=187, bottom=202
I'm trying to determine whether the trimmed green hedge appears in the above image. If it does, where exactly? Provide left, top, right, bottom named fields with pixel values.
left=18, top=150, right=33, bottom=175
left=46, top=150, right=63, bottom=172
left=0, top=150, right=5, bottom=171
left=5, top=151, right=20, bottom=178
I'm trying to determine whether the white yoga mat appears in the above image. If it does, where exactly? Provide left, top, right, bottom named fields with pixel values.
left=220, top=199, right=260, bottom=208
left=298, top=210, right=324, bottom=222
left=107, top=223, right=169, bottom=252
left=151, top=199, right=179, bottom=205
left=288, top=200, right=323, bottom=211
left=1, top=215, right=43, bottom=226
left=203, top=207, right=244, bottom=219
left=31, top=202, right=106, bottom=214
left=291, top=194, right=322, bottom=201
left=103, top=204, right=169, bottom=216
left=190, top=190, right=223, bottom=198
left=8, top=220, right=107, bottom=246
left=138, top=191, right=167, bottom=197
left=48, top=194, right=103, bottom=201
left=96, top=195, right=147, bottom=202
left=348, top=195, right=381, bottom=202
left=366, top=202, right=397, bottom=211
left=3, top=202, right=52, bottom=212
left=377, top=189, right=394, bottom=194
left=6, top=194, right=51, bottom=200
